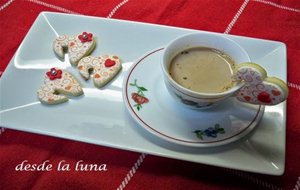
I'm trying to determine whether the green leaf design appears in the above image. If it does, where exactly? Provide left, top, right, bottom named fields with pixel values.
left=130, top=79, right=138, bottom=86
left=214, top=124, right=225, bottom=134
left=138, top=87, right=148, bottom=91
left=194, top=130, right=204, bottom=140
left=218, top=128, right=225, bottom=134
left=137, top=90, right=145, bottom=96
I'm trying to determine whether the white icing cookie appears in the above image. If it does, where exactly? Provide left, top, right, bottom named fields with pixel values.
left=234, top=62, right=288, bottom=105
left=77, top=55, right=122, bottom=88
left=53, top=32, right=96, bottom=66
left=37, top=68, right=84, bottom=105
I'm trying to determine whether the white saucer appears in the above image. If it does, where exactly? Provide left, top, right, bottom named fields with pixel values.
left=123, top=48, right=265, bottom=147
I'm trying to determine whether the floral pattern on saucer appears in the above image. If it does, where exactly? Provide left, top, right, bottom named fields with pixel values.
left=194, top=124, right=225, bottom=140
left=123, top=48, right=264, bottom=147
left=129, top=79, right=149, bottom=111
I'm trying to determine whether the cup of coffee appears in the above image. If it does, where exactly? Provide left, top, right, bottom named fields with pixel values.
left=161, top=32, right=250, bottom=109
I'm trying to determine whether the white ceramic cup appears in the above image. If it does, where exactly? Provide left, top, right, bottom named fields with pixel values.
left=161, top=32, right=251, bottom=109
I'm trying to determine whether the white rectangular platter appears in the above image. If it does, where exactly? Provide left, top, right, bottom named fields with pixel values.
left=0, top=12, right=286, bottom=175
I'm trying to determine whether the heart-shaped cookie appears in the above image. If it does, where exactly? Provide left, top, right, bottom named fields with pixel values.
left=234, top=62, right=288, bottom=105
left=77, top=55, right=122, bottom=88
left=37, top=68, right=84, bottom=105
left=53, top=32, right=96, bottom=66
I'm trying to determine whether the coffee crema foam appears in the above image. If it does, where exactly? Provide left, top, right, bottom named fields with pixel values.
left=169, top=47, right=236, bottom=93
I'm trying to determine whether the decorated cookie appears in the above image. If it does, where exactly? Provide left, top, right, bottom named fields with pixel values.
left=234, top=62, right=288, bottom=105
left=53, top=32, right=96, bottom=66
left=37, top=68, right=84, bottom=105
left=77, top=55, right=122, bottom=88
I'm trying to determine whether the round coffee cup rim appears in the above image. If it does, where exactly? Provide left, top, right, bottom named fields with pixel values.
left=162, top=32, right=251, bottom=97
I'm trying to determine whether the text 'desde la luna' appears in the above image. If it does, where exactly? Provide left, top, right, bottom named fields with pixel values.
left=15, top=160, right=108, bottom=172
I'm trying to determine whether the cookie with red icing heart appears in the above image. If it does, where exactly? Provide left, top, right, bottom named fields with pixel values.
left=37, top=68, right=84, bottom=105
left=234, top=62, right=288, bottom=105
left=53, top=32, right=96, bottom=66
left=77, top=55, right=122, bottom=88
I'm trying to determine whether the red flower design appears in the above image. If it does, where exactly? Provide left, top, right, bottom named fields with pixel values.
left=130, top=79, right=149, bottom=111
left=78, top=32, right=93, bottom=43
left=46, top=68, right=62, bottom=80
left=131, top=93, right=149, bottom=105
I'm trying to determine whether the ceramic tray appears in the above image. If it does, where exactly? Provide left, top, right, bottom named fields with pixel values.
left=0, top=12, right=287, bottom=175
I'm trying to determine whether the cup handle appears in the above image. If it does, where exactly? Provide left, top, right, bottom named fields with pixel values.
left=233, top=62, right=289, bottom=105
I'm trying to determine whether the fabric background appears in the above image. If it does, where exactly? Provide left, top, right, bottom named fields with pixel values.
left=0, top=0, right=299, bottom=189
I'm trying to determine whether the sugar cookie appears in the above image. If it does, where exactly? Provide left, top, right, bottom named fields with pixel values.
left=53, top=32, right=96, bottom=66
left=37, top=68, right=84, bottom=105
left=77, top=55, right=122, bottom=88
left=234, top=62, right=288, bottom=105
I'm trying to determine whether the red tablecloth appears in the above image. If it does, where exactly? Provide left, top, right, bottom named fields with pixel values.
left=0, top=0, right=299, bottom=189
